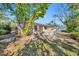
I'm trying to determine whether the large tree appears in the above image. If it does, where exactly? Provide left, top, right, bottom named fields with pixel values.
left=64, top=4, right=79, bottom=39
left=15, top=3, right=49, bottom=35
left=0, top=3, right=50, bottom=36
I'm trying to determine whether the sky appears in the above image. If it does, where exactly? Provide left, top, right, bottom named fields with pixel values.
left=35, top=3, right=68, bottom=25
left=1, top=3, right=68, bottom=25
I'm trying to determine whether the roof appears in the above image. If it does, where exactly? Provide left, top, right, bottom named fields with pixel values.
left=34, top=23, right=57, bottom=27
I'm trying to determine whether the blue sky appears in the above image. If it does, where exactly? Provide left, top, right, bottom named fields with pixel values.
left=35, top=3, right=68, bottom=25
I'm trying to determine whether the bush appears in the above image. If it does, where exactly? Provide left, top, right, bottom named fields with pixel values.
left=72, top=32, right=79, bottom=40
left=2, top=24, right=11, bottom=31
left=0, top=29, right=8, bottom=35
left=64, top=19, right=79, bottom=40
left=0, top=24, right=11, bottom=35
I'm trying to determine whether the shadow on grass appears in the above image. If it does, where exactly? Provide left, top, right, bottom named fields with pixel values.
left=60, top=42, right=79, bottom=52
left=22, top=38, right=79, bottom=56
left=42, top=39, right=79, bottom=56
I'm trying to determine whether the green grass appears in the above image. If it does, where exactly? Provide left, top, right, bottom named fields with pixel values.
left=21, top=39, right=79, bottom=56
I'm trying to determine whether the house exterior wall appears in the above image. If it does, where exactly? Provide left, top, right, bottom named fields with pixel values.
left=33, top=24, right=55, bottom=32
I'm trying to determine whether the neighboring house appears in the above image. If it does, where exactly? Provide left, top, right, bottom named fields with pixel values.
left=32, top=23, right=57, bottom=32
left=31, top=22, right=67, bottom=40
left=31, top=23, right=58, bottom=41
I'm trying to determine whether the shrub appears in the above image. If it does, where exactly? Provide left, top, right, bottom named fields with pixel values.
left=0, top=24, right=11, bottom=35
left=0, top=29, right=8, bottom=35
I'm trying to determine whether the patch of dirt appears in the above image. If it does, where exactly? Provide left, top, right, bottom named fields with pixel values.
left=3, top=36, right=31, bottom=56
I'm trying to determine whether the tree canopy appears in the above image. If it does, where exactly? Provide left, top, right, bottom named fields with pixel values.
left=0, top=3, right=50, bottom=35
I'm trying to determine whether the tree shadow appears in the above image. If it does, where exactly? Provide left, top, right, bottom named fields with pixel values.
left=60, top=41, right=79, bottom=53
left=50, top=44, right=68, bottom=56
left=43, top=39, right=79, bottom=56
left=22, top=38, right=79, bottom=56
left=41, top=39, right=67, bottom=56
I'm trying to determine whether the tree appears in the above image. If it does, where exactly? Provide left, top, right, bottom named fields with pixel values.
left=15, top=3, right=49, bottom=35
left=0, top=3, right=50, bottom=36
left=64, top=4, right=79, bottom=39
left=0, top=6, right=12, bottom=35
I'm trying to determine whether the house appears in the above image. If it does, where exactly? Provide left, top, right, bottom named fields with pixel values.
left=32, top=23, right=57, bottom=33
left=31, top=22, right=66, bottom=41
